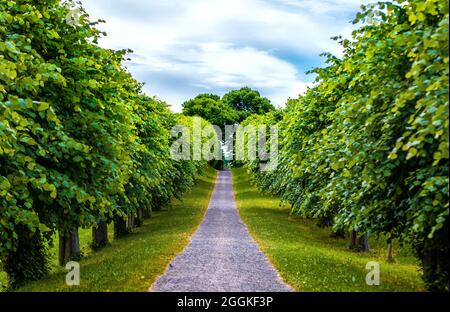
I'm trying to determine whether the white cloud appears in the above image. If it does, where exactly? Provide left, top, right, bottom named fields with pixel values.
left=81, top=0, right=369, bottom=111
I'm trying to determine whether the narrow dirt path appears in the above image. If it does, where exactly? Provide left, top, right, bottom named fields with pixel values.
left=150, top=170, right=292, bottom=292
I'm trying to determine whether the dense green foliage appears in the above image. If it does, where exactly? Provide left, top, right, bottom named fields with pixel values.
left=222, top=87, right=275, bottom=122
left=0, top=0, right=206, bottom=288
left=182, top=93, right=239, bottom=127
left=241, top=0, right=448, bottom=291
left=182, top=87, right=274, bottom=125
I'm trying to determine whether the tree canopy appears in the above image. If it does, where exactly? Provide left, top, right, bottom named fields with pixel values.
left=222, top=87, right=275, bottom=121
left=182, top=93, right=239, bottom=127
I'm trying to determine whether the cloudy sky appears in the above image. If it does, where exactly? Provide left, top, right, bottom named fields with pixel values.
left=81, top=0, right=369, bottom=112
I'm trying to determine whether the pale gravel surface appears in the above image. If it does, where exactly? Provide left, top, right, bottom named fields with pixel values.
left=150, top=170, right=292, bottom=292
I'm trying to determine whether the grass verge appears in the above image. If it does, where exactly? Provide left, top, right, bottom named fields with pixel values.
left=3, top=166, right=216, bottom=292
left=231, top=167, right=425, bottom=292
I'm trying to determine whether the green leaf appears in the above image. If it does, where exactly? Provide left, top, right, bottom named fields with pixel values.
left=0, top=176, right=11, bottom=191
left=38, top=102, right=50, bottom=111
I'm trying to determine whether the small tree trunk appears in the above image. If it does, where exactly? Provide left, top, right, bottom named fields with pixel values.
left=127, top=213, right=141, bottom=228
left=92, top=221, right=108, bottom=249
left=350, top=230, right=357, bottom=248
left=358, top=234, right=370, bottom=252
left=127, top=213, right=134, bottom=229
left=58, top=228, right=80, bottom=266
left=142, top=207, right=151, bottom=219
left=387, top=241, right=394, bottom=262
left=114, top=216, right=128, bottom=238
left=350, top=231, right=369, bottom=252
left=127, top=211, right=142, bottom=228
left=137, top=208, right=143, bottom=225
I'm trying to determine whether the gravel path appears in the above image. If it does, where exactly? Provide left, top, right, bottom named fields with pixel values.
left=150, top=170, right=292, bottom=292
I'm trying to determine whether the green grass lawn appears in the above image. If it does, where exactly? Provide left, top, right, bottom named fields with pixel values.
left=231, top=167, right=425, bottom=292
left=1, top=166, right=216, bottom=292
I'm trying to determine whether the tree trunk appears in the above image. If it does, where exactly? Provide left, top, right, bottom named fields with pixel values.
left=358, top=234, right=370, bottom=252
left=127, top=211, right=142, bottom=228
left=92, top=221, right=108, bottom=249
left=387, top=241, right=394, bottom=262
left=350, top=230, right=357, bottom=248
left=350, top=231, right=369, bottom=252
left=142, top=207, right=151, bottom=219
left=114, top=216, right=128, bottom=238
left=127, top=213, right=134, bottom=229
left=136, top=209, right=143, bottom=227
left=58, top=228, right=80, bottom=266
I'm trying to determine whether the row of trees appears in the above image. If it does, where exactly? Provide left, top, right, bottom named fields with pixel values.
left=0, top=0, right=207, bottom=289
left=240, top=0, right=448, bottom=291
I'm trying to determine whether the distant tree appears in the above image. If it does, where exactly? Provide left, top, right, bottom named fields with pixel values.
left=222, top=87, right=275, bottom=121
left=182, top=94, right=239, bottom=127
